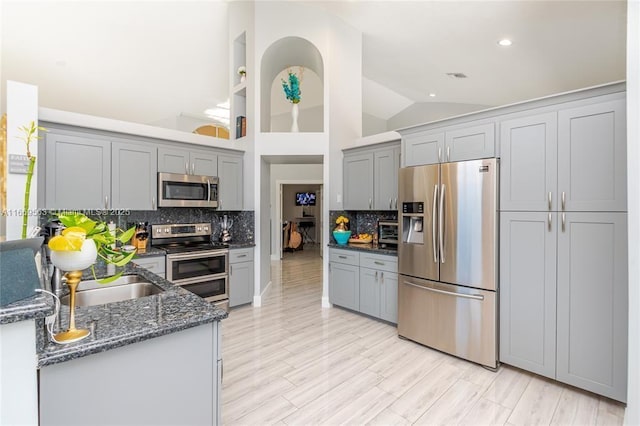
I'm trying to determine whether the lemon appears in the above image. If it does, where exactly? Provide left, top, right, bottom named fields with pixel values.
left=61, top=226, right=87, bottom=237
left=48, top=234, right=85, bottom=251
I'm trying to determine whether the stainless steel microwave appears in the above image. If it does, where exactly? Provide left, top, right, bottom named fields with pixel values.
left=158, top=172, right=219, bottom=208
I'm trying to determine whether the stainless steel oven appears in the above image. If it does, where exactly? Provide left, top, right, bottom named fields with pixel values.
left=152, top=223, right=229, bottom=305
left=166, top=250, right=228, bottom=303
left=158, top=172, right=219, bottom=208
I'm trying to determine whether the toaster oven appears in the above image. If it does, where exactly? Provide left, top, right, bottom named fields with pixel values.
left=378, top=220, right=398, bottom=247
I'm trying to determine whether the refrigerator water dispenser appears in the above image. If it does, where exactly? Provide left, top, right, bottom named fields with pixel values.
left=402, top=202, right=424, bottom=244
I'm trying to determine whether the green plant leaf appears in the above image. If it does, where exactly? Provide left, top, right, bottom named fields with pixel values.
left=112, top=250, right=136, bottom=266
left=96, top=272, right=124, bottom=284
left=57, top=212, right=96, bottom=234
left=117, top=226, right=136, bottom=244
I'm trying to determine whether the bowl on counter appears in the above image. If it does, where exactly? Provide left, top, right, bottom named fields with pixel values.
left=332, top=230, right=351, bottom=245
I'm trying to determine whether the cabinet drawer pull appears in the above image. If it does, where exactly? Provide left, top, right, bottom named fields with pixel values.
left=389, top=198, right=392, bottom=209
left=237, top=254, right=247, bottom=258
left=562, top=192, right=566, bottom=210
left=338, top=255, right=347, bottom=259
left=447, top=146, right=450, bottom=162
left=369, top=198, right=372, bottom=209
left=438, top=147, right=442, bottom=162
left=374, top=261, right=385, bottom=265
left=152, top=196, right=156, bottom=210
left=548, top=192, right=552, bottom=210
left=104, top=195, right=109, bottom=209
left=562, top=213, right=566, bottom=232
left=548, top=213, right=552, bottom=231
left=375, top=271, right=378, bottom=280
left=185, top=162, right=189, bottom=174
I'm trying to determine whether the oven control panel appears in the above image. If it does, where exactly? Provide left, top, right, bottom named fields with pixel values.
left=152, top=223, right=211, bottom=239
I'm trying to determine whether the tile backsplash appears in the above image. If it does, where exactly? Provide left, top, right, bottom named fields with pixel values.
left=329, top=210, right=397, bottom=241
left=39, top=209, right=255, bottom=244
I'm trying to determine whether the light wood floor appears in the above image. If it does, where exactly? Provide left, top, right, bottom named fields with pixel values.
left=222, top=245, right=626, bottom=425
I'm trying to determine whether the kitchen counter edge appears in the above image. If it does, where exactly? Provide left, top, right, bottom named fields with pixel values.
left=37, top=264, right=227, bottom=368
left=328, top=243, right=398, bottom=256
left=0, top=293, right=55, bottom=325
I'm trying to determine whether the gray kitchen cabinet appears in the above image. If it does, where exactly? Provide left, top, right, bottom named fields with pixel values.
left=556, top=212, right=628, bottom=402
left=218, top=154, right=244, bottom=210
left=44, top=133, right=111, bottom=210
left=373, top=147, right=401, bottom=210
left=380, top=271, right=398, bottom=323
left=444, top=122, right=495, bottom=162
left=402, top=131, right=444, bottom=166
left=132, top=255, right=166, bottom=279
left=329, top=248, right=360, bottom=311
left=343, top=151, right=374, bottom=210
left=360, top=252, right=398, bottom=324
left=158, top=147, right=218, bottom=177
left=229, top=248, right=253, bottom=307
left=558, top=99, right=627, bottom=212
left=500, top=112, right=558, bottom=212
left=40, top=323, right=220, bottom=426
left=111, top=142, right=157, bottom=210
left=500, top=211, right=557, bottom=379
left=359, top=267, right=380, bottom=318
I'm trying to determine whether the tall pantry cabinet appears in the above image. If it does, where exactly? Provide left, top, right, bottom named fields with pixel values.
left=499, top=93, right=628, bottom=402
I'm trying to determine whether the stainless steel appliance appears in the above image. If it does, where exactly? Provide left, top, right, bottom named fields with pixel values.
left=377, top=220, right=398, bottom=247
left=158, top=172, right=219, bottom=208
left=397, top=158, right=498, bottom=368
left=151, top=223, right=229, bottom=305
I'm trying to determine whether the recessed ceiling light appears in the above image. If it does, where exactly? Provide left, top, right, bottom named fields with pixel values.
left=429, top=93, right=436, bottom=97
left=498, top=39, right=512, bottom=47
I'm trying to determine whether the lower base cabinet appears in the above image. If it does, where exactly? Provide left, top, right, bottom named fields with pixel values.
left=39, top=322, right=221, bottom=425
left=329, top=248, right=398, bottom=324
left=500, top=211, right=628, bottom=402
left=132, top=255, right=166, bottom=279
left=229, top=248, right=254, bottom=307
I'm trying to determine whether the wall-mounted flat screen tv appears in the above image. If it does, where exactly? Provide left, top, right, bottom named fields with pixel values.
left=295, top=192, right=316, bottom=206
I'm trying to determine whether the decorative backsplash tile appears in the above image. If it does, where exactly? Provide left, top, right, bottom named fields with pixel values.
left=329, top=210, right=398, bottom=242
left=39, top=209, right=255, bottom=244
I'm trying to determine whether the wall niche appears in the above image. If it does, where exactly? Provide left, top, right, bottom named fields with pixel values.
left=260, top=36, right=324, bottom=133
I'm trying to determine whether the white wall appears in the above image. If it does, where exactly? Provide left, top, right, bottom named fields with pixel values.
left=386, top=101, right=490, bottom=130
left=625, top=2, right=639, bottom=425
left=270, top=105, right=323, bottom=133
left=1, top=1, right=229, bottom=130
left=5, top=81, right=38, bottom=241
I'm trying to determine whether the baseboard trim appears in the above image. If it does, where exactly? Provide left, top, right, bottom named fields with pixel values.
left=321, top=296, right=331, bottom=308
left=253, top=280, right=272, bottom=307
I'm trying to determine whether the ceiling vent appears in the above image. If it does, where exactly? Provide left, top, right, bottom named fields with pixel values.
left=446, top=72, right=468, bottom=79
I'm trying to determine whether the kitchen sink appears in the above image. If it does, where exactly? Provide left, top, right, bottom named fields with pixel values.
left=60, top=275, right=165, bottom=307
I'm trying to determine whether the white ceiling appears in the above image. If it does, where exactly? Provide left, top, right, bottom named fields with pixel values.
left=313, top=0, right=627, bottom=120
left=1, top=1, right=627, bottom=131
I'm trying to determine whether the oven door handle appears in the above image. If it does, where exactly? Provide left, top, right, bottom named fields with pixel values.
left=167, top=251, right=228, bottom=261
left=207, top=179, right=211, bottom=202
left=172, top=273, right=228, bottom=287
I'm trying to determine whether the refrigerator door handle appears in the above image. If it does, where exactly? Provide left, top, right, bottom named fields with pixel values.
left=432, top=184, right=438, bottom=263
left=403, top=281, right=485, bottom=301
left=439, top=184, right=446, bottom=263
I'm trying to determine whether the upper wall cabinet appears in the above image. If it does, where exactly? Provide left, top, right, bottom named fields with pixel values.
left=343, top=141, right=400, bottom=211
left=44, top=133, right=111, bottom=210
left=218, top=154, right=244, bottom=211
left=500, top=97, right=626, bottom=212
left=444, top=123, right=495, bottom=162
left=558, top=99, right=626, bottom=212
left=158, top=147, right=218, bottom=177
left=403, top=131, right=444, bottom=166
left=402, top=122, right=494, bottom=167
left=500, top=112, right=558, bottom=211
left=44, top=133, right=158, bottom=211
left=112, top=142, right=157, bottom=210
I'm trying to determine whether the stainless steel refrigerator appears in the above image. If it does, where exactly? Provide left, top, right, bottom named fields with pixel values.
left=397, top=158, right=498, bottom=369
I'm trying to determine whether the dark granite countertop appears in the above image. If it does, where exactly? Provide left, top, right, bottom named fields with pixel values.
left=37, top=263, right=227, bottom=368
left=228, top=243, right=256, bottom=249
left=0, top=292, right=55, bottom=325
left=132, top=247, right=167, bottom=257
left=328, top=242, right=398, bottom=256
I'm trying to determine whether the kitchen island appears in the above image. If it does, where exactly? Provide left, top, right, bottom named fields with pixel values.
left=38, top=263, right=227, bottom=426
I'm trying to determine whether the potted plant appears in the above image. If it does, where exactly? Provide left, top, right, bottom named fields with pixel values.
left=47, top=211, right=136, bottom=283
